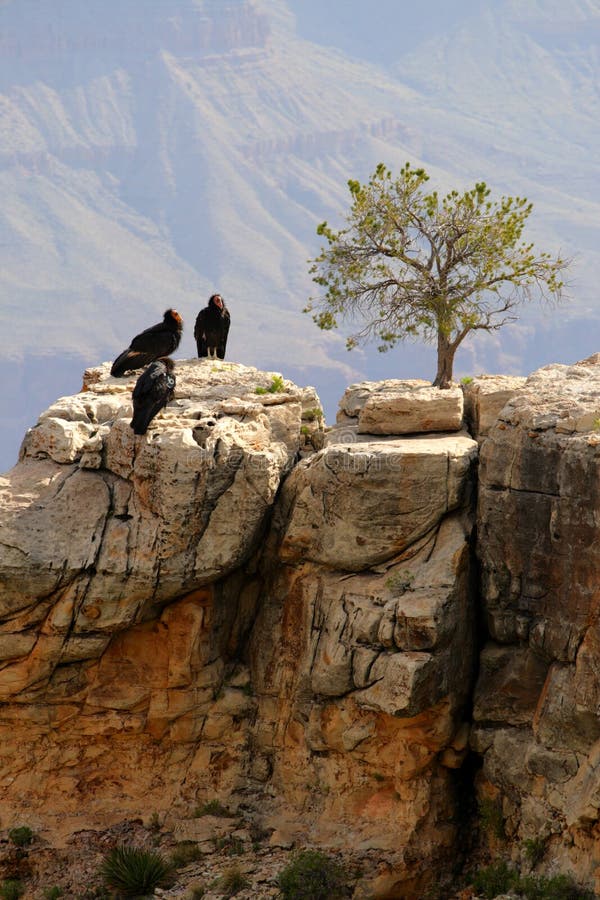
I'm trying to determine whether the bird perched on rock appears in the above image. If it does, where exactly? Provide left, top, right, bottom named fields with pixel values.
left=194, top=294, right=230, bottom=359
left=111, top=309, right=183, bottom=377
left=130, top=358, right=176, bottom=435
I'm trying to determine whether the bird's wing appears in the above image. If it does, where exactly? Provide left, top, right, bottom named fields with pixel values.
left=194, top=308, right=209, bottom=356
left=217, top=309, right=231, bottom=359
left=111, top=349, right=152, bottom=377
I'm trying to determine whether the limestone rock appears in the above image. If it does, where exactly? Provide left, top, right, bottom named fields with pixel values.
left=473, top=357, right=600, bottom=890
left=279, top=432, right=477, bottom=570
left=358, top=384, right=464, bottom=435
left=0, top=360, right=320, bottom=689
left=461, top=374, right=527, bottom=440
left=335, top=378, right=464, bottom=436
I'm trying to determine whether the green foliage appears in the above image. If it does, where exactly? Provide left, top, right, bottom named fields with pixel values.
left=43, top=889, right=63, bottom=900
left=212, top=835, right=245, bottom=856
left=214, top=865, right=249, bottom=897
left=255, top=375, right=286, bottom=395
left=277, top=849, right=348, bottom=900
left=0, top=882, right=24, bottom=900
left=194, top=800, right=235, bottom=818
left=471, top=863, right=593, bottom=900
left=8, top=827, right=33, bottom=847
left=99, top=845, right=173, bottom=896
left=523, top=836, right=547, bottom=867
left=303, top=407, right=324, bottom=422
left=517, top=873, right=594, bottom=900
left=170, top=841, right=203, bottom=868
left=478, top=797, right=506, bottom=840
left=471, top=860, right=517, bottom=898
left=307, top=161, right=568, bottom=386
left=461, top=375, right=474, bottom=384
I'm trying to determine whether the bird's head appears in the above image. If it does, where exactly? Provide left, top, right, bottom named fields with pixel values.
left=165, top=309, right=183, bottom=327
left=210, top=294, right=224, bottom=310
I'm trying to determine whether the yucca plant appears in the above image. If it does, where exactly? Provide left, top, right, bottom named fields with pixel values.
left=99, top=845, right=173, bottom=896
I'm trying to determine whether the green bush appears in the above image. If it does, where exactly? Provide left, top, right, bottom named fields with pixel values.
left=471, top=860, right=517, bottom=899
left=8, top=827, right=33, bottom=848
left=99, top=845, right=173, bottom=896
left=517, top=873, right=594, bottom=900
left=278, top=850, right=348, bottom=900
left=523, top=836, right=546, bottom=867
left=471, top=865, right=594, bottom=900
left=255, top=375, right=286, bottom=395
left=43, top=889, right=63, bottom=900
left=0, top=882, right=24, bottom=900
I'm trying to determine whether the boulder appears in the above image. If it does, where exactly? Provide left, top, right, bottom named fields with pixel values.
left=279, top=432, right=477, bottom=570
left=461, top=374, right=526, bottom=440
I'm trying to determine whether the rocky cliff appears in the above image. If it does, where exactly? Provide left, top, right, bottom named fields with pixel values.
left=1, top=358, right=599, bottom=897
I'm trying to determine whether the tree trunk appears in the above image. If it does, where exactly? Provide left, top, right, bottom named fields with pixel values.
left=433, top=331, right=456, bottom=389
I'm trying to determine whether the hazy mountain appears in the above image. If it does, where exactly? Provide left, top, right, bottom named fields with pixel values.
left=0, top=0, right=598, bottom=470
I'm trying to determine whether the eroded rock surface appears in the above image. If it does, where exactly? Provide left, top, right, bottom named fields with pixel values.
left=475, top=359, right=600, bottom=894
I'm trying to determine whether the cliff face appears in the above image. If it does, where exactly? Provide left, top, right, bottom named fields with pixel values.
left=1, top=358, right=599, bottom=896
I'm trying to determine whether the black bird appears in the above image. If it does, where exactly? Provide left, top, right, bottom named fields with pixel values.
left=130, top=358, right=176, bottom=435
left=111, top=308, right=183, bottom=377
left=194, top=294, right=230, bottom=359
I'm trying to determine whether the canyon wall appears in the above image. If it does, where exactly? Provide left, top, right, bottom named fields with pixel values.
left=1, top=358, right=600, bottom=896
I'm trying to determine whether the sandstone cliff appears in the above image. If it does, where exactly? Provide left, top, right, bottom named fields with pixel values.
left=0, top=359, right=599, bottom=897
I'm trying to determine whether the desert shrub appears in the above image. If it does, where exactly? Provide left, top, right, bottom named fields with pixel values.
left=517, top=873, right=594, bottom=899
left=278, top=849, right=348, bottom=900
left=194, top=800, right=234, bottom=818
left=187, top=885, right=205, bottom=899
left=478, top=797, right=506, bottom=840
left=43, top=889, right=63, bottom=900
left=171, top=841, right=203, bottom=868
left=0, top=882, right=24, bottom=900
left=8, top=827, right=32, bottom=848
left=471, top=860, right=517, bottom=899
left=214, top=865, right=249, bottom=897
left=99, top=845, right=173, bottom=896
left=212, top=835, right=245, bottom=856
left=523, top=836, right=546, bottom=867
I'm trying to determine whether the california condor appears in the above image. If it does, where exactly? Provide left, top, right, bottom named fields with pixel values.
left=111, top=308, right=183, bottom=377
left=194, top=294, right=230, bottom=360
left=130, top=358, right=176, bottom=435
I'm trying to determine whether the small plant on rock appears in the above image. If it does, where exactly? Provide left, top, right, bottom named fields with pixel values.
left=523, top=836, right=546, bottom=867
left=255, top=375, right=286, bottom=395
left=0, top=882, right=24, bottom=900
left=278, top=849, right=348, bottom=900
left=478, top=796, right=506, bottom=840
left=99, top=845, right=173, bottom=896
left=471, top=860, right=517, bottom=899
left=8, top=827, right=33, bottom=848
left=43, top=889, right=63, bottom=900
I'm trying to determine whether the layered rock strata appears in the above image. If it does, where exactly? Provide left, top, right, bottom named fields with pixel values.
left=475, top=358, right=600, bottom=894
left=0, top=367, right=478, bottom=897
left=5, top=360, right=600, bottom=895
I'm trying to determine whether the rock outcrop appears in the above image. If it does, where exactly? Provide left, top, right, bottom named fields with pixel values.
left=3, top=359, right=600, bottom=896
left=474, top=358, right=600, bottom=892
